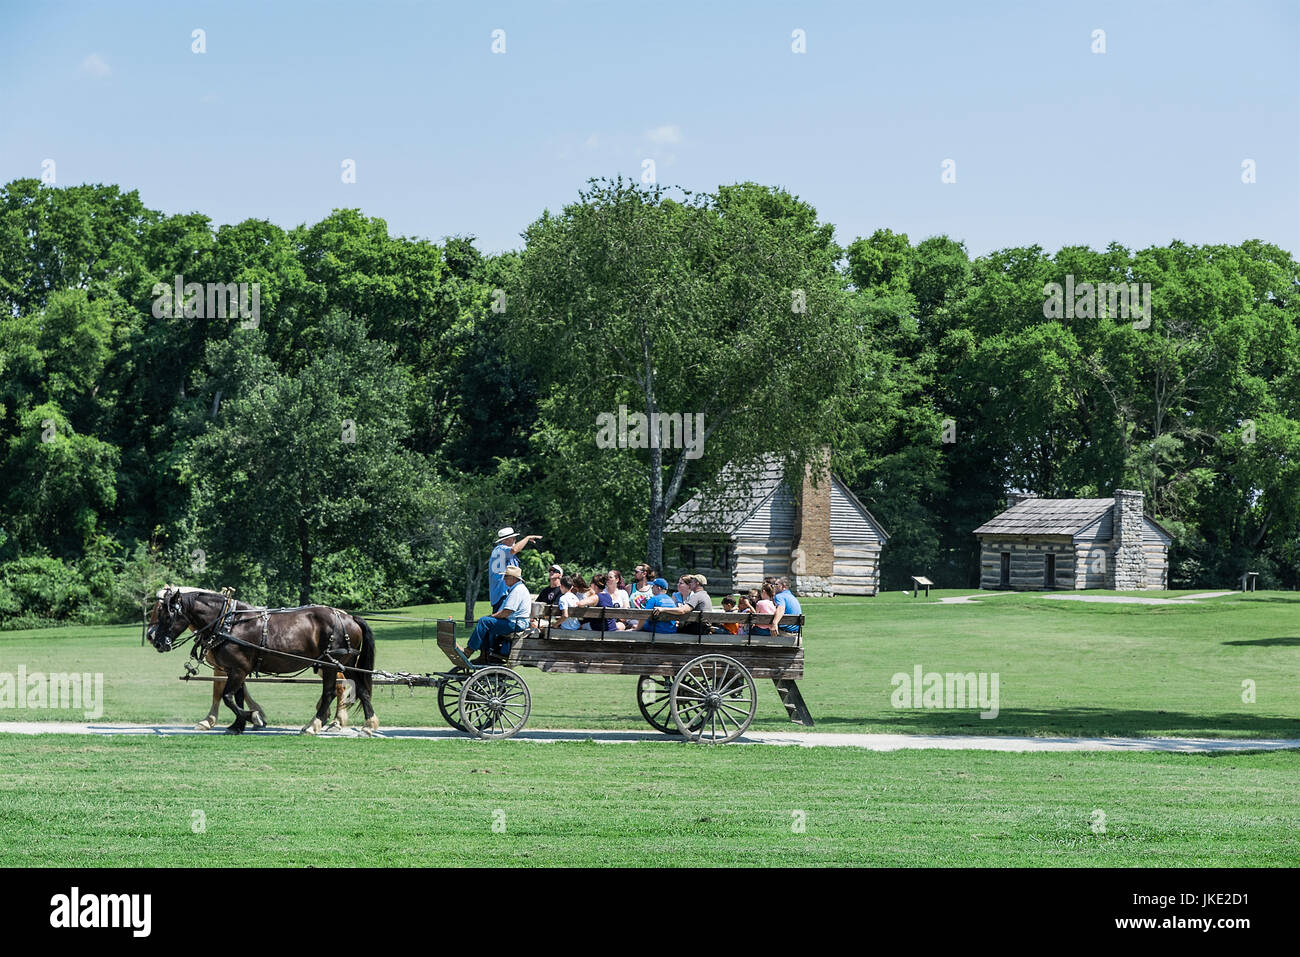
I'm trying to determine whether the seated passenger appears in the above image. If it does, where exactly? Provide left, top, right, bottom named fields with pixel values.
left=462, top=565, right=530, bottom=663
left=677, top=574, right=713, bottom=634
left=770, top=577, right=803, bottom=633
left=641, top=578, right=678, bottom=634
left=750, top=583, right=778, bottom=637
left=718, top=595, right=740, bottom=634
left=628, top=564, right=655, bottom=609
left=589, top=573, right=624, bottom=632
left=606, top=570, right=631, bottom=609
left=557, top=574, right=584, bottom=630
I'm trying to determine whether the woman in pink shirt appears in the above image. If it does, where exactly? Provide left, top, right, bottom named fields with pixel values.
left=751, top=584, right=777, bottom=636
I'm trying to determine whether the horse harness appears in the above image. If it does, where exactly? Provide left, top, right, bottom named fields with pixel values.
left=184, top=594, right=352, bottom=677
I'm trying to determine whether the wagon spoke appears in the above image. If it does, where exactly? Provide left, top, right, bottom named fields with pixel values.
left=722, top=696, right=754, bottom=717
left=715, top=672, right=745, bottom=696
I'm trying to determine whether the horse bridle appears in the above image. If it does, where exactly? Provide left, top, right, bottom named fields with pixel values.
left=154, top=588, right=231, bottom=652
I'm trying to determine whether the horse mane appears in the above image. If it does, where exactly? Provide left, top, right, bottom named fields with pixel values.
left=160, top=586, right=257, bottom=612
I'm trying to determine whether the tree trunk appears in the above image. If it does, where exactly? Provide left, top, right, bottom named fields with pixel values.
left=297, top=516, right=312, bottom=605
left=463, top=557, right=482, bottom=626
left=642, top=329, right=665, bottom=570
left=647, top=493, right=665, bottom=572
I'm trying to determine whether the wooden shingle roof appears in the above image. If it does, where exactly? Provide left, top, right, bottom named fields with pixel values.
left=972, top=498, right=1114, bottom=536
left=664, top=456, right=786, bottom=535
left=665, top=455, right=888, bottom=541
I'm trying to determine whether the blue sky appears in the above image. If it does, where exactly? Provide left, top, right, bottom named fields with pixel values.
left=2, top=0, right=1296, bottom=256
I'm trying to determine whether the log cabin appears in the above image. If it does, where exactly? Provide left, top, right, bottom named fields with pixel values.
left=663, top=453, right=889, bottom=597
left=973, top=490, right=1172, bottom=590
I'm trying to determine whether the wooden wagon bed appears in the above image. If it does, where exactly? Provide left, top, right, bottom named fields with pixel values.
left=435, top=603, right=814, bottom=733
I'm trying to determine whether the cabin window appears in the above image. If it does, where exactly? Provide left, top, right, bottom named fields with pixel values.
left=679, top=545, right=697, bottom=569
left=1045, top=553, right=1056, bottom=588
left=1000, top=552, right=1011, bottom=587
left=712, top=544, right=727, bottom=569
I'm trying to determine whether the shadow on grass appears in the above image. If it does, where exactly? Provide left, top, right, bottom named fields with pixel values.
left=812, top=709, right=1300, bottom=737
left=1223, top=636, right=1300, bottom=647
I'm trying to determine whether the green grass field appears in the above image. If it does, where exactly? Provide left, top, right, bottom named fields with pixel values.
left=1, top=737, right=1295, bottom=866
left=2, top=590, right=1297, bottom=866
left=1, top=589, right=1297, bottom=737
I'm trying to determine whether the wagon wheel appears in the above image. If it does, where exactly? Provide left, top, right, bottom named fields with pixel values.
left=636, top=675, right=681, bottom=734
left=438, top=673, right=468, bottom=732
left=458, top=666, right=531, bottom=740
left=669, top=654, right=756, bottom=744
left=636, top=675, right=708, bottom=735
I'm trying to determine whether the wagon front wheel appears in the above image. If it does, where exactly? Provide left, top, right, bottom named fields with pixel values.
left=670, top=654, right=756, bottom=744
left=458, top=667, right=531, bottom=740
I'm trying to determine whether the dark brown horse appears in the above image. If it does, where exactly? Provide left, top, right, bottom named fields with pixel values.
left=146, top=586, right=378, bottom=734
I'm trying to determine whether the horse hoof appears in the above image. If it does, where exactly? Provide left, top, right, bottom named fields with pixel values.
left=365, top=716, right=380, bottom=732
left=252, top=712, right=267, bottom=729
left=224, top=725, right=244, bottom=735
left=195, top=718, right=216, bottom=731
left=301, top=719, right=322, bottom=736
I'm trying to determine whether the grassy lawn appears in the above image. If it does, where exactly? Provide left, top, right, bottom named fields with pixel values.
left=1, top=590, right=1296, bottom=737
left=0, top=736, right=1295, bottom=866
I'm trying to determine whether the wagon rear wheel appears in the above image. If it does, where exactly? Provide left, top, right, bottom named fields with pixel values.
left=669, top=654, right=756, bottom=744
left=458, top=666, right=531, bottom=740
left=638, top=675, right=684, bottom=734
left=438, top=673, right=468, bottom=732
left=638, top=674, right=710, bottom=734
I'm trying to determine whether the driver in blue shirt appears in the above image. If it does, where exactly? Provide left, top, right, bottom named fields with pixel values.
left=489, top=526, right=541, bottom=611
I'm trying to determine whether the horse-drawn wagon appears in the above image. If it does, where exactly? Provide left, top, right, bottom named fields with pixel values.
left=152, top=587, right=813, bottom=744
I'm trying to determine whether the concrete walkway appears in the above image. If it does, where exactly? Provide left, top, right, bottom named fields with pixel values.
left=938, top=590, right=1237, bottom=606
left=1, top=722, right=1295, bottom=752
left=934, top=592, right=1018, bottom=604
left=1041, top=592, right=1233, bottom=605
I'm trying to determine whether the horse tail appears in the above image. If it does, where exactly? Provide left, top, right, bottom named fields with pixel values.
left=355, top=615, right=376, bottom=698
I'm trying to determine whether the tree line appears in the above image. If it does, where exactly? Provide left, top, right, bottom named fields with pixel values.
left=1, top=176, right=1295, bottom=628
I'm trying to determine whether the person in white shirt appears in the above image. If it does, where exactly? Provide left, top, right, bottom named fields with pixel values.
left=462, top=565, right=531, bottom=663
left=627, top=564, right=655, bottom=609
left=596, top=571, right=630, bottom=631
left=557, top=575, right=584, bottom=630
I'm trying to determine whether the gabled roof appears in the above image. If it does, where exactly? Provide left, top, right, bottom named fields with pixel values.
left=831, top=476, right=891, bottom=542
left=664, top=455, right=890, bottom=541
left=665, top=455, right=786, bottom=535
left=973, top=498, right=1115, bottom=536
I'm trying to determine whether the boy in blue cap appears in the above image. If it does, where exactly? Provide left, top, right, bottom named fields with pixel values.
left=641, top=578, right=679, bottom=633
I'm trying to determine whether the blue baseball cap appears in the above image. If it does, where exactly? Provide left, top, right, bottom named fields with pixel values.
left=652, top=578, right=668, bottom=590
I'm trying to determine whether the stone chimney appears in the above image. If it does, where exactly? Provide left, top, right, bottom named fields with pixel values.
left=1006, top=492, right=1036, bottom=509
left=792, top=447, right=834, bottom=597
left=1111, top=489, right=1147, bottom=590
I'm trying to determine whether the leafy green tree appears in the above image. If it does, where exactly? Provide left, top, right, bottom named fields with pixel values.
left=0, top=180, right=154, bottom=316
left=2, top=402, right=119, bottom=557
left=179, top=311, right=432, bottom=605
left=519, top=178, right=856, bottom=569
